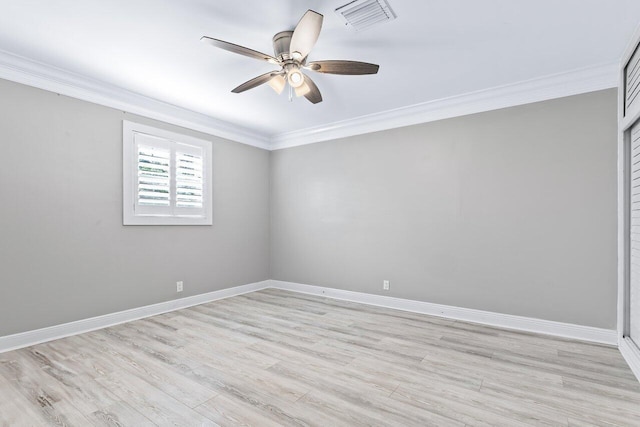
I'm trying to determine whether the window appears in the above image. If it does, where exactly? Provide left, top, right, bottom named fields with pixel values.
left=123, top=121, right=212, bottom=225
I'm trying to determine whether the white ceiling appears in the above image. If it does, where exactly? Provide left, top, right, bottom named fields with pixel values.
left=1, top=0, right=640, bottom=140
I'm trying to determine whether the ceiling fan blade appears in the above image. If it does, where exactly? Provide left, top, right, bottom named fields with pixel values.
left=301, top=75, right=322, bottom=104
left=232, top=72, right=281, bottom=94
left=306, top=60, right=379, bottom=75
left=201, top=36, right=279, bottom=65
left=294, top=81, right=311, bottom=97
left=289, top=10, right=323, bottom=60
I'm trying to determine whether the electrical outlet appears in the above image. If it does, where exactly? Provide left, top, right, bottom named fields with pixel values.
left=383, top=280, right=390, bottom=291
left=176, top=281, right=184, bottom=292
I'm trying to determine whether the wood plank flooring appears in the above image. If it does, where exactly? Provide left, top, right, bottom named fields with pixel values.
left=1, top=288, right=639, bottom=426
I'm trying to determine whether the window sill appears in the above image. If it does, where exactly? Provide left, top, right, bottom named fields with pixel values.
left=123, top=215, right=212, bottom=226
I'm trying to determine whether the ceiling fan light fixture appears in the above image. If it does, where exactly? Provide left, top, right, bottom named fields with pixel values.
left=287, top=69, right=305, bottom=88
left=268, top=75, right=286, bottom=94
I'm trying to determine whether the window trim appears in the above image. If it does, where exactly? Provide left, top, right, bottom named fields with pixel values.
left=123, top=121, right=213, bottom=225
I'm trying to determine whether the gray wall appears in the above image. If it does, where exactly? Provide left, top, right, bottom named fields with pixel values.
left=0, top=79, right=270, bottom=336
left=0, top=79, right=619, bottom=335
left=271, top=90, right=618, bottom=329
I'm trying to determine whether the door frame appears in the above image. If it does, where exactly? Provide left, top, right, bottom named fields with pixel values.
left=618, top=23, right=640, bottom=381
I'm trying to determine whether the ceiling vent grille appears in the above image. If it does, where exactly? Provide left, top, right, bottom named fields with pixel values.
left=335, top=0, right=397, bottom=32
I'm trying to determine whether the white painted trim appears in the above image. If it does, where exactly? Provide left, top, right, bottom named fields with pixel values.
left=0, top=278, right=622, bottom=363
left=619, top=337, right=640, bottom=382
left=0, top=279, right=620, bottom=354
left=270, top=63, right=618, bottom=150
left=618, top=42, right=628, bottom=347
left=0, top=48, right=619, bottom=151
left=268, top=280, right=618, bottom=345
left=618, top=21, right=640, bottom=355
left=0, top=49, right=270, bottom=150
left=0, top=280, right=270, bottom=354
left=618, top=60, right=627, bottom=343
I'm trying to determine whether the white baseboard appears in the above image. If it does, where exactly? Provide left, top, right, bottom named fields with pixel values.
left=619, top=337, right=640, bottom=382
left=0, top=278, right=619, bottom=354
left=0, top=280, right=270, bottom=354
left=268, top=280, right=618, bottom=346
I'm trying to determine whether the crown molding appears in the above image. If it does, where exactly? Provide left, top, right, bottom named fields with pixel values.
left=0, top=48, right=618, bottom=152
left=0, top=49, right=270, bottom=150
left=269, top=63, right=619, bottom=150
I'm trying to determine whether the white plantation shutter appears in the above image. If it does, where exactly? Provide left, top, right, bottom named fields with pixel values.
left=175, top=144, right=204, bottom=212
left=135, top=134, right=172, bottom=215
left=138, top=146, right=171, bottom=206
left=123, top=121, right=212, bottom=225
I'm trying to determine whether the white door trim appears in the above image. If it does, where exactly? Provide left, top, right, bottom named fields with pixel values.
left=617, top=21, right=640, bottom=382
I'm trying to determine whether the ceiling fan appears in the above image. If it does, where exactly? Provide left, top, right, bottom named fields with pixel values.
left=201, top=10, right=379, bottom=104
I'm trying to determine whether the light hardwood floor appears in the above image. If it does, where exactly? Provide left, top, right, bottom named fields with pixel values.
left=1, top=288, right=639, bottom=426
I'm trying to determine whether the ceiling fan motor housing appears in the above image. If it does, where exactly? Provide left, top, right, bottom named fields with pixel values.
left=273, top=31, right=305, bottom=88
left=273, top=31, right=294, bottom=61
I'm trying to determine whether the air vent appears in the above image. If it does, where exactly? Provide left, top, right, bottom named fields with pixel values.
left=335, top=0, right=396, bottom=32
